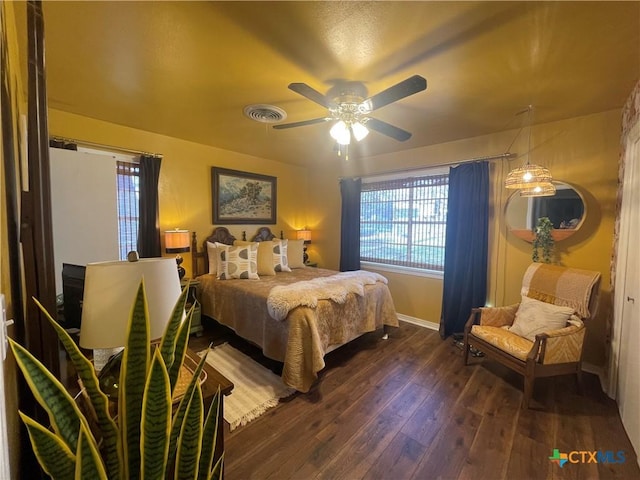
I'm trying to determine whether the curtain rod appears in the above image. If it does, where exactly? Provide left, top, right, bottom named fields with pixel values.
left=340, top=152, right=516, bottom=180
left=49, top=135, right=163, bottom=158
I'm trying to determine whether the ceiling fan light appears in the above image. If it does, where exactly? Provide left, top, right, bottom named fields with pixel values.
left=351, top=122, right=369, bottom=141
left=330, top=120, right=351, bottom=145
left=504, top=164, right=552, bottom=189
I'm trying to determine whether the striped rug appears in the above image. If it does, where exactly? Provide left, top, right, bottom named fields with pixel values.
left=201, top=343, right=295, bottom=431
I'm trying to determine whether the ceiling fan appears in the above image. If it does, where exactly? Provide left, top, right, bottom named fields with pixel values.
left=273, top=75, right=427, bottom=145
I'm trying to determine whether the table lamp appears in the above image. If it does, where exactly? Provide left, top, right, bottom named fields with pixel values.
left=79, top=256, right=181, bottom=372
left=296, top=229, right=312, bottom=264
left=165, top=228, right=190, bottom=279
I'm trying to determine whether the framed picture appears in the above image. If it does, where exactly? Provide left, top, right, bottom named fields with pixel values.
left=212, top=167, right=277, bottom=224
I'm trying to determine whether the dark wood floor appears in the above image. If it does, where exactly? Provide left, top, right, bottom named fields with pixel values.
left=189, top=320, right=639, bottom=480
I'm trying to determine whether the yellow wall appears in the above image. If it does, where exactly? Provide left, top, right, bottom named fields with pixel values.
left=308, top=110, right=620, bottom=366
left=47, top=110, right=311, bottom=278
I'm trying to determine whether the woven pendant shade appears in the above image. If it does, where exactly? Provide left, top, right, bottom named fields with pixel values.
left=519, top=181, right=556, bottom=197
left=504, top=163, right=552, bottom=189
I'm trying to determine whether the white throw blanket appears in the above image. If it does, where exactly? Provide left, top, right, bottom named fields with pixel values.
left=267, top=270, right=388, bottom=321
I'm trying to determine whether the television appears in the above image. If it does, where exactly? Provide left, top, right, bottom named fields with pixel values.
left=62, top=263, right=86, bottom=329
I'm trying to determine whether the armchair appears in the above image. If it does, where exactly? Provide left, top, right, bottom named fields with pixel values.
left=463, top=263, right=601, bottom=408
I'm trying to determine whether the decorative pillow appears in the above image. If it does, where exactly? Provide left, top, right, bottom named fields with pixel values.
left=216, top=243, right=259, bottom=280
left=509, top=296, right=575, bottom=341
left=272, top=239, right=292, bottom=272
left=234, top=240, right=275, bottom=276
left=286, top=239, right=305, bottom=269
left=206, top=241, right=228, bottom=274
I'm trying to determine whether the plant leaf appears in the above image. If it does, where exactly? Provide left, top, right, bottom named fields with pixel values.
left=175, top=383, right=203, bottom=480
left=197, top=387, right=221, bottom=480
left=159, top=283, right=190, bottom=372
left=208, top=454, right=224, bottom=480
left=141, top=350, right=171, bottom=480
left=75, top=423, right=108, bottom=480
left=166, top=346, right=209, bottom=477
left=168, top=305, right=193, bottom=394
left=33, top=298, right=122, bottom=480
left=19, top=412, right=75, bottom=480
left=9, top=339, right=87, bottom=452
left=120, top=281, right=151, bottom=480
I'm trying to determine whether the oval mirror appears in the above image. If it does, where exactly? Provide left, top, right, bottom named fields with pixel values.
left=505, top=181, right=586, bottom=242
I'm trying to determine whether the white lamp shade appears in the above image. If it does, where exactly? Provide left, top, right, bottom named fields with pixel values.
left=330, top=121, right=351, bottom=145
left=351, top=122, right=369, bottom=141
left=80, top=258, right=181, bottom=349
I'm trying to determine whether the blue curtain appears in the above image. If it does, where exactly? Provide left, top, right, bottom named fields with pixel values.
left=137, top=155, right=162, bottom=258
left=440, top=161, right=489, bottom=338
left=339, top=178, right=362, bottom=271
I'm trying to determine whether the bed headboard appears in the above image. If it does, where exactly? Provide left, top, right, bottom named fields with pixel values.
left=191, top=227, right=284, bottom=278
left=191, top=227, right=283, bottom=277
left=191, top=227, right=236, bottom=277
left=252, top=226, right=277, bottom=242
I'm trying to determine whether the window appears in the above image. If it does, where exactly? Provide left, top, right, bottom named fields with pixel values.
left=360, top=172, right=449, bottom=272
left=116, top=161, right=140, bottom=260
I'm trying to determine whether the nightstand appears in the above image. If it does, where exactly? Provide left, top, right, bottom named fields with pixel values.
left=181, top=278, right=203, bottom=336
left=304, top=262, right=318, bottom=268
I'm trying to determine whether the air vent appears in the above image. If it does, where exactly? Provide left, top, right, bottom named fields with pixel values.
left=243, top=104, right=287, bottom=124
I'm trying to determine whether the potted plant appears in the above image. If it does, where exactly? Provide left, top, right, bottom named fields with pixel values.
left=9, top=281, right=223, bottom=479
left=532, top=216, right=555, bottom=263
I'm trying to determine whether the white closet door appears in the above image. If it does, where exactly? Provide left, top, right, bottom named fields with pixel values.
left=50, top=148, right=120, bottom=294
left=613, top=123, right=640, bottom=466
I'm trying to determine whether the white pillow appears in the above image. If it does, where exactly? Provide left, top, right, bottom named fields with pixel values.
left=272, top=239, right=292, bottom=272
left=234, top=240, right=275, bottom=276
left=286, top=239, right=305, bottom=269
left=509, top=296, right=575, bottom=341
left=216, top=243, right=259, bottom=280
left=206, top=241, right=228, bottom=274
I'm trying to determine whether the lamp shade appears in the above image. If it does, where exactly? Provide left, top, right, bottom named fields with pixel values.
left=296, top=229, right=312, bottom=243
left=519, top=182, right=557, bottom=197
left=504, top=164, right=552, bottom=189
left=79, top=258, right=181, bottom=349
left=330, top=121, right=351, bottom=145
left=165, top=229, right=190, bottom=253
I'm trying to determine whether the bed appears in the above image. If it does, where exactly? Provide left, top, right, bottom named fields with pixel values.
left=191, top=226, right=399, bottom=392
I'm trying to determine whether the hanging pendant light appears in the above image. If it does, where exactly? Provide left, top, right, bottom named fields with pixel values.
left=519, top=181, right=556, bottom=197
left=505, top=106, right=553, bottom=189
left=505, top=164, right=552, bottom=189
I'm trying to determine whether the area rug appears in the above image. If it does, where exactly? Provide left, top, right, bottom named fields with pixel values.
left=200, top=343, right=295, bottom=431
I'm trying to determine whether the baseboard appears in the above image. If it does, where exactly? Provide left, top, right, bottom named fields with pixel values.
left=397, top=313, right=439, bottom=332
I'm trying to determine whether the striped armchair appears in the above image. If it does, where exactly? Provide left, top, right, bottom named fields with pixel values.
left=463, top=263, right=601, bottom=408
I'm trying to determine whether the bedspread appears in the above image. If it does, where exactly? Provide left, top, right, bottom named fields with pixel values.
left=197, top=267, right=399, bottom=392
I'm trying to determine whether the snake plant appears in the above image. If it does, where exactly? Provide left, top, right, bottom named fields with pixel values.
left=9, top=280, right=223, bottom=480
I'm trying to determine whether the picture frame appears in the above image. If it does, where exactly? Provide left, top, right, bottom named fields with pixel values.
left=212, top=167, right=277, bottom=224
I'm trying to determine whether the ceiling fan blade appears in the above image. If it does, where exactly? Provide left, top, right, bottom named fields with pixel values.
left=288, top=83, right=332, bottom=108
left=365, top=117, right=412, bottom=142
left=363, top=75, right=427, bottom=112
left=272, top=117, right=331, bottom=130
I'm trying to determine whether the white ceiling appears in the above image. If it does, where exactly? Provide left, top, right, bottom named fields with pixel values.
left=15, top=1, right=640, bottom=167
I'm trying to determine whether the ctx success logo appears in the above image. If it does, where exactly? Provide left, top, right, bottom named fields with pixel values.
left=549, top=449, right=626, bottom=468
